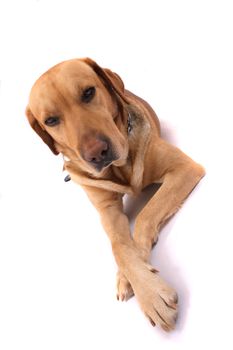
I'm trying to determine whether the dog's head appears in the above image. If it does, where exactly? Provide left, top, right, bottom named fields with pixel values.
left=26, top=58, right=130, bottom=174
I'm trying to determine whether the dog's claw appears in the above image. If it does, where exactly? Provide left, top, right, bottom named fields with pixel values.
left=145, top=263, right=159, bottom=274
left=148, top=317, right=156, bottom=327
left=121, top=294, right=125, bottom=301
left=169, top=302, right=178, bottom=310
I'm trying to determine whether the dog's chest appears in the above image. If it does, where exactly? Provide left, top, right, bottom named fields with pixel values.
left=111, top=145, right=148, bottom=194
left=112, top=160, right=135, bottom=189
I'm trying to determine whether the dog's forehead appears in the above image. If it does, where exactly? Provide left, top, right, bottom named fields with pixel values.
left=32, top=59, right=97, bottom=93
left=29, top=59, right=99, bottom=112
left=50, top=59, right=96, bottom=81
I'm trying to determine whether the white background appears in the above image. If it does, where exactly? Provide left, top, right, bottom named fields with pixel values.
left=0, top=0, right=233, bottom=349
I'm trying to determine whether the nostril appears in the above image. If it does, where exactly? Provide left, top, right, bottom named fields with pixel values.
left=101, top=149, right=108, bottom=157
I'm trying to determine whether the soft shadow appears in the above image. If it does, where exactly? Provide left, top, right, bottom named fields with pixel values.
left=160, top=120, right=178, bottom=145
left=151, top=218, right=190, bottom=334
left=123, top=183, right=161, bottom=231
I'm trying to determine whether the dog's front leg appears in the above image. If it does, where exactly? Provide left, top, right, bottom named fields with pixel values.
left=117, top=141, right=205, bottom=312
left=133, top=143, right=205, bottom=264
left=82, top=185, right=178, bottom=331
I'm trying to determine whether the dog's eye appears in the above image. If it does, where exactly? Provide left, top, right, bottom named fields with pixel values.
left=81, top=87, right=95, bottom=103
left=45, top=116, right=60, bottom=127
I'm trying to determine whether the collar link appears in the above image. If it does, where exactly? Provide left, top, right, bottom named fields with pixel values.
left=127, top=111, right=133, bottom=134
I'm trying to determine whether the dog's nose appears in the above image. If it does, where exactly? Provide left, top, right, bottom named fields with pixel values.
left=83, top=138, right=113, bottom=170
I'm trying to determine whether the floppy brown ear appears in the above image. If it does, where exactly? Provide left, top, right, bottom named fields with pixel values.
left=83, top=58, right=129, bottom=104
left=25, top=106, right=59, bottom=155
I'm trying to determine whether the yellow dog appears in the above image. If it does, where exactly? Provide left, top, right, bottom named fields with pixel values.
left=26, top=58, right=205, bottom=331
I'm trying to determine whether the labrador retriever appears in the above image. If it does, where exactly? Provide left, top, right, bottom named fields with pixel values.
left=26, top=58, right=205, bottom=331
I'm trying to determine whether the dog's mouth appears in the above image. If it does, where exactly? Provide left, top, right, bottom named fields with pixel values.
left=111, top=157, right=127, bottom=168
left=92, top=155, right=118, bottom=172
left=91, top=150, right=129, bottom=173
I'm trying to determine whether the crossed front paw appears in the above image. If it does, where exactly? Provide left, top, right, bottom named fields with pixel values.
left=116, top=264, right=178, bottom=331
left=116, top=271, right=134, bottom=301
left=132, top=266, right=178, bottom=331
left=116, top=263, right=158, bottom=302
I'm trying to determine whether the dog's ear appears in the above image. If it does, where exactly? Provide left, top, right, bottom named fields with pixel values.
left=25, top=106, right=59, bottom=155
left=83, top=58, right=129, bottom=104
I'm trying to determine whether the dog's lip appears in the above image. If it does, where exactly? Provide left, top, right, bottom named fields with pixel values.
left=95, top=156, right=120, bottom=172
left=112, top=157, right=127, bottom=167
left=101, top=158, right=115, bottom=170
left=103, top=162, right=112, bottom=169
left=103, top=160, right=113, bottom=167
left=93, top=159, right=114, bottom=172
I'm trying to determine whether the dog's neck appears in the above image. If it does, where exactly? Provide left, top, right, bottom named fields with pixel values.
left=112, top=105, right=151, bottom=192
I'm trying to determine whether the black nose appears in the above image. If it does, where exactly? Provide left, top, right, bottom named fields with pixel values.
left=83, top=138, right=114, bottom=171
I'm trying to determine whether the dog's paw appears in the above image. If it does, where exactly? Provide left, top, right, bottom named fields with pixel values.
left=116, top=271, right=134, bottom=301
left=133, top=267, right=178, bottom=331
